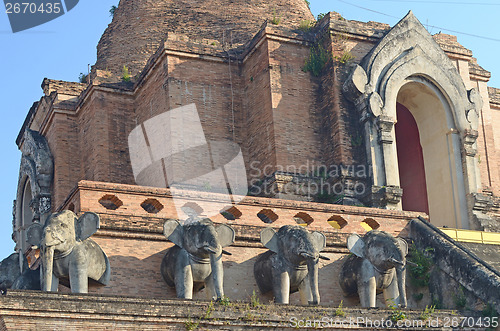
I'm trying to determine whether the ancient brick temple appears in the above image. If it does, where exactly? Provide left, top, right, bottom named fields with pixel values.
left=3, top=0, right=500, bottom=328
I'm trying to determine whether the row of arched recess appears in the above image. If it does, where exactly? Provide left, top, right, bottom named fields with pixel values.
left=96, top=194, right=380, bottom=231
left=98, top=194, right=165, bottom=214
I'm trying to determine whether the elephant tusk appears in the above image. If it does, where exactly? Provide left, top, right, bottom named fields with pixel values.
left=388, top=257, right=404, bottom=266
left=406, top=261, right=418, bottom=267
left=300, top=252, right=316, bottom=259
left=319, top=255, right=330, bottom=261
left=204, top=246, right=217, bottom=254
left=221, top=249, right=232, bottom=256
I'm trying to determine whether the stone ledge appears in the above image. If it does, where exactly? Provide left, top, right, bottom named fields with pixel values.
left=0, top=290, right=484, bottom=330
left=70, top=180, right=426, bottom=220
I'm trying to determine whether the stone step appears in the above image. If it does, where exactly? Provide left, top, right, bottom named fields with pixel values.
left=0, top=290, right=495, bottom=330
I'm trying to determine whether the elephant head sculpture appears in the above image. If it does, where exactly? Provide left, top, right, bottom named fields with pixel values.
left=161, top=218, right=235, bottom=300
left=26, top=210, right=111, bottom=293
left=339, top=230, right=408, bottom=308
left=0, top=253, right=41, bottom=291
left=253, top=225, right=328, bottom=305
left=0, top=253, right=25, bottom=290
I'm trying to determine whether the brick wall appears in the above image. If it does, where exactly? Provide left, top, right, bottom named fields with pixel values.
left=0, top=290, right=481, bottom=330
left=94, top=0, right=314, bottom=76
left=52, top=180, right=424, bottom=304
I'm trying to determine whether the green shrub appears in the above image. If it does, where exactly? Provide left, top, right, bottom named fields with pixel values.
left=335, top=300, right=346, bottom=317
left=317, top=13, right=327, bottom=21
left=453, top=286, right=467, bottom=309
left=303, top=42, right=330, bottom=76
left=78, top=73, right=88, bottom=84
left=271, top=9, right=281, bottom=25
left=122, top=65, right=131, bottom=82
left=299, top=20, right=315, bottom=32
left=109, top=5, right=117, bottom=17
left=388, top=300, right=406, bottom=323
left=419, top=305, right=435, bottom=321
left=218, top=295, right=231, bottom=307
left=407, top=244, right=434, bottom=287
left=335, top=50, right=354, bottom=64
left=250, top=290, right=261, bottom=308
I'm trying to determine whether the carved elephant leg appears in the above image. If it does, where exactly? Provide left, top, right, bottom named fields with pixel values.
left=209, top=253, right=224, bottom=300
left=205, top=274, right=215, bottom=300
left=49, top=272, right=59, bottom=292
left=298, top=279, right=313, bottom=305
left=383, top=272, right=399, bottom=307
left=69, top=258, right=88, bottom=293
left=273, top=270, right=290, bottom=304
left=175, top=250, right=193, bottom=299
left=359, top=276, right=377, bottom=308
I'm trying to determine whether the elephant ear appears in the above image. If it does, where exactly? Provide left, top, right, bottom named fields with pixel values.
left=26, top=223, right=43, bottom=246
left=396, top=238, right=409, bottom=256
left=76, top=212, right=100, bottom=241
left=163, top=219, right=183, bottom=247
left=216, top=224, right=235, bottom=248
left=311, top=231, right=327, bottom=251
left=260, top=228, right=279, bottom=253
left=347, top=234, right=365, bottom=258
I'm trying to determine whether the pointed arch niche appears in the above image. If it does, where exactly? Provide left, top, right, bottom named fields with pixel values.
left=343, top=11, right=484, bottom=229
left=14, top=129, right=54, bottom=254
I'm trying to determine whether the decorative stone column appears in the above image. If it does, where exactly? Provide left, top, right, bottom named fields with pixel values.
left=14, top=129, right=53, bottom=254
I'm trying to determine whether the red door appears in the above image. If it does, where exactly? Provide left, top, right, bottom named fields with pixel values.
left=395, top=103, right=429, bottom=214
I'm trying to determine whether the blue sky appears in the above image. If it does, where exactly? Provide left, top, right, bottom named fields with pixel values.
left=0, top=0, right=498, bottom=259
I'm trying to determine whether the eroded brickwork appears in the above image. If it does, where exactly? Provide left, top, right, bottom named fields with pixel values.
left=95, top=0, right=314, bottom=75
left=41, top=180, right=420, bottom=304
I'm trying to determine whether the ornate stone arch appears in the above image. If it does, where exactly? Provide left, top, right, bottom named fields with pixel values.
left=343, top=11, right=484, bottom=229
left=14, top=129, right=53, bottom=253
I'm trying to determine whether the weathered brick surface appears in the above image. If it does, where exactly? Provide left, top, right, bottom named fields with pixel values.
left=18, top=12, right=499, bottom=214
left=10, top=4, right=500, bottom=326
left=0, top=290, right=484, bottom=330
left=94, top=0, right=314, bottom=76
left=40, top=180, right=420, bottom=304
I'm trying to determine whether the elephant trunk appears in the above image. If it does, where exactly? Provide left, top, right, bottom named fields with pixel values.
left=41, top=245, right=54, bottom=292
left=307, top=258, right=320, bottom=305
left=396, top=266, right=407, bottom=308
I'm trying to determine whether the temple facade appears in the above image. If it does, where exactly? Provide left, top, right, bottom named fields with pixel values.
left=3, top=0, right=499, bottom=328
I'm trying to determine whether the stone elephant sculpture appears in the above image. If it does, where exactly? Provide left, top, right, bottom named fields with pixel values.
left=0, top=252, right=40, bottom=291
left=253, top=225, right=329, bottom=305
left=339, top=230, right=408, bottom=308
left=26, top=210, right=111, bottom=293
left=161, top=218, right=235, bottom=300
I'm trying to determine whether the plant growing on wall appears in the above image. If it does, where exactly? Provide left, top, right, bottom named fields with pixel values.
left=332, top=32, right=354, bottom=65
left=299, top=20, right=315, bottom=32
left=407, top=244, right=434, bottom=288
left=122, top=65, right=131, bottom=82
left=303, top=41, right=330, bottom=77
left=317, top=13, right=327, bottom=21
left=453, top=286, right=467, bottom=309
left=270, top=9, right=281, bottom=25
left=109, top=5, right=117, bottom=17
left=78, top=73, right=88, bottom=84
